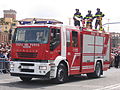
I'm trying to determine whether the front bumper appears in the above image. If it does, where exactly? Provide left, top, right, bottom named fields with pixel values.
left=11, top=72, right=50, bottom=79
left=10, top=61, right=51, bottom=76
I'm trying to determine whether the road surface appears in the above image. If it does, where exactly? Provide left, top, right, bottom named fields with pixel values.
left=0, top=68, right=120, bottom=90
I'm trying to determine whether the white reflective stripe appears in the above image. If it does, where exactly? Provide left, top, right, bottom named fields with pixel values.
left=103, top=64, right=109, bottom=68
left=71, top=55, right=76, bottom=67
left=70, top=66, right=80, bottom=70
left=70, top=68, right=80, bottom=70
left=82, top=65, right=94, bottom=69
left=74, top=53, right=81, bottom=55
left=71, top=53, right=81, bottom=67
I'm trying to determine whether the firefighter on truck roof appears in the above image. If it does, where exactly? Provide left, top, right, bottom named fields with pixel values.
left=94, top=8, right=105, bottom=31
left=73, top=9, right=83, bottom=26
left=84, top=10, right=93, bottom=29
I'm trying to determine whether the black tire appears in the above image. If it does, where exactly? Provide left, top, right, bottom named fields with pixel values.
left=2, top=70, right=7, bottom=73
left=20, top=77, right=32, bottom=82
left=53, top=63, right=68, bottom=84
left=87, top=62, right=102, bottom=78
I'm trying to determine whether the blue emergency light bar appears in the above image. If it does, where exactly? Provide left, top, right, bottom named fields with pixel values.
left=19, top=21, right=32, bottom=25
left=19, top=20, right=63, bottom=25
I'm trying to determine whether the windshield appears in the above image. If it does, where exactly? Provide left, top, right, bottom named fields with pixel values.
left=13, top=27, right=50, bottom=43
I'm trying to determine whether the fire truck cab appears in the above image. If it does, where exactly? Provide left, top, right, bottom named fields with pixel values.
left=10, top=22, right=110, bottom=83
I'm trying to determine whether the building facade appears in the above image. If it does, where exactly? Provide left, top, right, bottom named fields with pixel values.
left=4, top=9, right=17, bottom=20
left=0, top=9, right=18, bottom=32
left=0, top=32, right=9, bottom=43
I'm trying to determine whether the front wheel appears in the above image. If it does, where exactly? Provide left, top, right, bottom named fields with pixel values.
left=87, top=62, right=102, bottom=78
left=20, top=77, right=32, bottom=82
left=53, top=63, right=68, bottom=84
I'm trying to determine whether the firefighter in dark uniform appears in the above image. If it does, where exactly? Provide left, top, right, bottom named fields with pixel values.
left=73, top=9, right=83, bottom=26
left=94, top=8, right=105, bottom=30
left=84, top=10, right=93, bottom=29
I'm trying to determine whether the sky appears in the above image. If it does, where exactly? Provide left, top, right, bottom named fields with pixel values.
left=0, top=0, right=120, bottom=32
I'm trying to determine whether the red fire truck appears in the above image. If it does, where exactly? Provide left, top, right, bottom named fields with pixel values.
left=10, top=21, right=110, bottom=83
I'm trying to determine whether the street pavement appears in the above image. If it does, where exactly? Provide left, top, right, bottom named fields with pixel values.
left=0, top=67, right=120, bottom=90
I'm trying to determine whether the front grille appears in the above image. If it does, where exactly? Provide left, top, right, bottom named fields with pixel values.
left=20, top=63, right=34, bottom=73
left=21, top=63, right=34, bottom=66
left=21, top=69, right=34, bottom=72
left=17, top=52, right=38, bottom=58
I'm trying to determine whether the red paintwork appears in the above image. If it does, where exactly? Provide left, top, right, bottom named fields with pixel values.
left=11, top=26, right=61, bottom=61
left=66, top=28, right=110, bottom=75
left=11, top=43, right=61, bottom=60
left=11, top=25, right=110, bottom=76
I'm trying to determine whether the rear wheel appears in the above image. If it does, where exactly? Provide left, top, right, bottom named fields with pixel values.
left=87, top=62, right=102, bottom=78
left=53, top=63, right=68, bottom=84
left=20, top=77, right=32, bottom=82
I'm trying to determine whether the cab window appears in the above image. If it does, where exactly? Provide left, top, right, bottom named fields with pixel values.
left=50, top=28, right=60, bottom=51
left=66, top=30, right=70, bottom=47
left=72, top=31, right=78, bottom=47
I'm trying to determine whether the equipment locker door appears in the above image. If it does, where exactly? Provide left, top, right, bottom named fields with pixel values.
left=81, top=33, right=95, bottom=73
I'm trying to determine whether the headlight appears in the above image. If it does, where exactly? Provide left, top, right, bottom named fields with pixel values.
left=10, top=64, right=14, bottom=68
left=39, top=66, right=47, bottom=70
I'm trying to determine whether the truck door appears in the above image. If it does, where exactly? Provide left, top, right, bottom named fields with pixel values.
left=66, top=30, right=81, bottom=75
left=49, top=28, right=61, bottom=60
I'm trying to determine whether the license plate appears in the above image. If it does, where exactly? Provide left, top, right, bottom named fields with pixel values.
left=21, top=66, right=30, bottom=69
